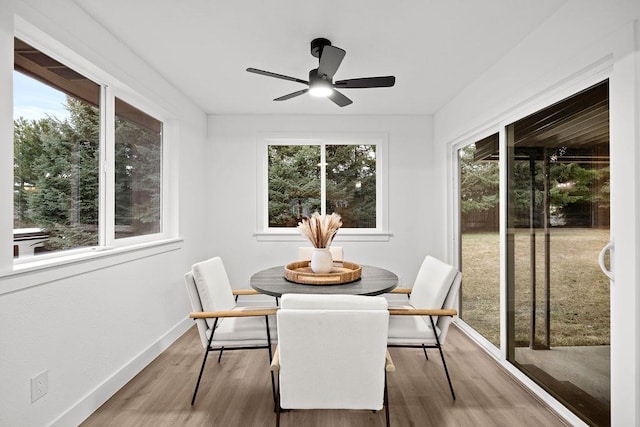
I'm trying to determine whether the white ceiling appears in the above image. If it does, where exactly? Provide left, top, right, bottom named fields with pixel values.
left=73, top=0, right=566, bottom=115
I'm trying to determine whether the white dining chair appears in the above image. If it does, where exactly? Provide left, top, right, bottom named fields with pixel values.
left=271, top=293, right=395, bottom=426
left=185, top=256, right=278, bottom=405
left=387, top=255, right=461, bottom=400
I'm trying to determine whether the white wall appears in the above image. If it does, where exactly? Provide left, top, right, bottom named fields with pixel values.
left=207, top=114, right=438, bottom=292
left=0, top=1, right=209, bottom=426
left=434, top=1, right=640, bottom=425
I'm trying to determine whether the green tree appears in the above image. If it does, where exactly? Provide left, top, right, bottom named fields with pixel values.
left=460, top=143, right=609, bottom=228
left=114, top=113, right=162, bottom=237
left=267, top=144, right=378, bottom=228
left=326, top=144, right=376, bottom=228
left=268, top=145, right=321, bottom=227
left=459, top=145, right=499, bottom=215
left=13, top=117, right=51, bottom=227
left=14, top=97, right=99, bottom=251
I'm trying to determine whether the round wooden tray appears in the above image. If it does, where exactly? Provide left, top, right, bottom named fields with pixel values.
left=284, top=260, right=362, bottom=285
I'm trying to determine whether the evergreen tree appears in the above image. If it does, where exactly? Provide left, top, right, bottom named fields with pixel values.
left=14, top=97, right=100, bottom=250
left=13, top=95, right=163, bottom=252
left=459, top=145, right=499, bottom=215
left=326, top=144, right=376, bottom=228
left=268, top=145, right=321, bottom=227
left=114, top=114, right=162, bottom=237
left=267, top=144, right=377, bottom=228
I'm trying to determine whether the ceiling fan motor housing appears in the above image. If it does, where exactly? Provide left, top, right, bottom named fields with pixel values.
left=311, top=38, right=331, bottom=58
left=309, top=68, right=331, bottom=84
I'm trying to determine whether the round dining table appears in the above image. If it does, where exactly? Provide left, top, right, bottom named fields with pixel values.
left=250, top=264, right=398, bottom=297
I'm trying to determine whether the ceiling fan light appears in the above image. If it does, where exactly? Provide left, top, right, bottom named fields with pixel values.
left=309, top=84, right=333, bottom=97
left=309, top=76, right=333, bottom=97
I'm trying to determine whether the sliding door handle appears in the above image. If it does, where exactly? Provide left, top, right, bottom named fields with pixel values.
left=598, top=241, right=614, bottom=282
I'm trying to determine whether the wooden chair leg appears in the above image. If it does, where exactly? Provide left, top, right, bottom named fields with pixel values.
left=384, top=373, right=390, bottom=427
left=275, top=378, right=281, bottom=426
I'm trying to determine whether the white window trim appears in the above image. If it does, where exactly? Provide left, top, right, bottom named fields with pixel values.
left=8, top=16, right=177, bottom=270
left=255, top=132, right=390, bottom=242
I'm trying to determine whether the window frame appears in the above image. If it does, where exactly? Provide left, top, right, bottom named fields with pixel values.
left=256, top=132, right=390, bottom=241
left=11, top=22, right=174, bottom=267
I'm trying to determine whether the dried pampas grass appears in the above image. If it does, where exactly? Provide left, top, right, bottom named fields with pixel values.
left=297, top=212, right=342, bottom=248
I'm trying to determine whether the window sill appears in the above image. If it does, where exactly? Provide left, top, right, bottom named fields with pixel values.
left=0, top=238, right=183, bottom=295
left=253, top=231, right=392, bottom=242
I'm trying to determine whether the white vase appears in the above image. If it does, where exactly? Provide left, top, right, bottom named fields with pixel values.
left=310, top=248, right=333, bottom=274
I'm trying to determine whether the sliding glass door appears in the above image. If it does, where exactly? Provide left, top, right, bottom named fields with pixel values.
left=457, top=80, right=611, bottom=426
left=458, top=134, right=500, bottom=348
left=506, top=81, right=610, bottom=426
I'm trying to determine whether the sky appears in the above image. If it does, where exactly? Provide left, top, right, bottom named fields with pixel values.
left=13, top=71, right=70, bottom=121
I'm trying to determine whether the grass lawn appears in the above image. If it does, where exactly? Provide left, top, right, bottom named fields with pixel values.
left=461, top=228, right=610, bottom=347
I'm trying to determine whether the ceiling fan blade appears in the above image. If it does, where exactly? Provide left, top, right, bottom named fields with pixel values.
left=247, top=68, right=309, bottom=85
left=328, top=90, right=353, bottom=107
left=317, top=45, right=346, bottom=79
left=334, top=76, right=396, bottom=88
left=274, top=89, right=309, bottom=101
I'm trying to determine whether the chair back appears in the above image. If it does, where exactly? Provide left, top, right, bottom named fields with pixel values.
left=277, top=294, right=389, bottom=410
left=410, top=255, right=458, bottom=325
left=297, top=246, right=344, bottom=262
left=189, top=257, right=236, bottom=328
left=436, top=271, right=462, bottom=344
left=184, top=271, right=211, bottom=349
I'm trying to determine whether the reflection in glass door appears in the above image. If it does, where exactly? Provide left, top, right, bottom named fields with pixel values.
left=506, top=81, right=610, bottom=426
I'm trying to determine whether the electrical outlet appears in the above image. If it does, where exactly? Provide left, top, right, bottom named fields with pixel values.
left=31, top=370, right=48, bottom=403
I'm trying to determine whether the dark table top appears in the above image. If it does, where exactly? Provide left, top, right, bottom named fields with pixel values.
left=250, top=264, right=398, bottom=297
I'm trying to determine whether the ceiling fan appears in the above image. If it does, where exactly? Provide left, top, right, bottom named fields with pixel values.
left=246, top=38, right=395, bottom=107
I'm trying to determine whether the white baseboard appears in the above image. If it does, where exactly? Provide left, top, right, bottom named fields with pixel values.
left=50, top=317, right=193, bottom=427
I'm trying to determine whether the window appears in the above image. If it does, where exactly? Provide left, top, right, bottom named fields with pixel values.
left=260, top=134, right=388, bottom=237
left=114, top=98, right=162, bottom=239
left=13, top=37, right=166, bottom=260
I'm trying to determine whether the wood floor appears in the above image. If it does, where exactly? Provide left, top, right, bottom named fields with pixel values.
left=81, top=325, right=569, bottom=427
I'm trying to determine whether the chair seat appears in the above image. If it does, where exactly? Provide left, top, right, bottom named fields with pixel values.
left=387, top=304, right=442, bottom=345
left=206, top=311, right=277, bottom=346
